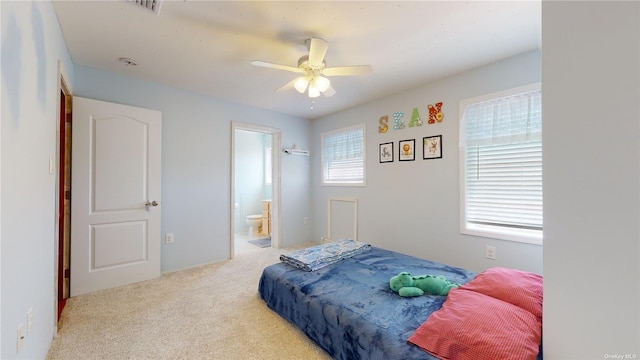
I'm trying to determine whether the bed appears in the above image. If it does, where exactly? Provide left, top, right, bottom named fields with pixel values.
left=258, top=243, right=543, bottom=360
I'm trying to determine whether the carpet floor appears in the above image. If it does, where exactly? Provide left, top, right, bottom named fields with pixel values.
left=46, top=240, right=330, bottom=360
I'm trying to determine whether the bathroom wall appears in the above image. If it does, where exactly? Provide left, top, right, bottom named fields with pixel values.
left=234, top=130, right=271, bottom=234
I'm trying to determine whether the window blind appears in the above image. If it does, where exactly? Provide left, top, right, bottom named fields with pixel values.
left=465, top=142, right=542, bottom=230
left=322, top=125, right=365, bottom=185
left=462, top=88, right=542, bottom=232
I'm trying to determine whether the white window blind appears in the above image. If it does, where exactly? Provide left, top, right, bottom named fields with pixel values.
left=460, top=85, right=542, bottom=243
left=322, top=124, right=365, bottom=185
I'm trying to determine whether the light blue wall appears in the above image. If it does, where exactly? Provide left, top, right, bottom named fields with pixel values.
left=311, top=50, right=543, bottom=275
left=72, top=65, right=312, bottom=272
left=3, top=1, right=639, bottom=357
left=1, top=1, right=74, bottom=358
left=542, top=2, right=640, bottom=358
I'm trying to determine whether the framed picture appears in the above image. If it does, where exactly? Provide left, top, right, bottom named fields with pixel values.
left=399, top=139, right=415, bottom=161
left=423, top=135, right=442, bottom=160
left=379, top=142, right=394, bottom=163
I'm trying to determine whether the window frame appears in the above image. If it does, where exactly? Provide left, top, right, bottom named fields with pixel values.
left=321, top=123, right=366, bottom=187
left=459, top=83, right=543, bottom=245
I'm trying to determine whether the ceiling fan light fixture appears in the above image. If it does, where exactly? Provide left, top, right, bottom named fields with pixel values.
left=315, top=76, right=330, bottom=92
left=293, top=76, right=309, bottom=94
left=294, top=77, right=309, bottom=93
left=308, top=84, right=321, bottom=98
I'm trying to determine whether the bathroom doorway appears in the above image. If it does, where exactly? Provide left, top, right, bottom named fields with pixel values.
left=230, top=122, right=281, bottom=258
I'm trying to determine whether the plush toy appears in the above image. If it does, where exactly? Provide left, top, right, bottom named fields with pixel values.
left=389, top=272, right=460, bottom=297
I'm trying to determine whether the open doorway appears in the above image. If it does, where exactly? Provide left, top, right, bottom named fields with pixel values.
left=230, top=122, right=281, bottom=258
left=55, top=62, right=72, bottom=322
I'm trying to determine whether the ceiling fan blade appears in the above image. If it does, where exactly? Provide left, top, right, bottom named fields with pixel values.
left=275, top=78, right=299, bottom=92
left=251, top=60, right=303, bottom=74
left=323, top=65, right=373, bottom=77
left=321, top=84, right=336, bottom=97
left=307, top=38, right=329, bottom=67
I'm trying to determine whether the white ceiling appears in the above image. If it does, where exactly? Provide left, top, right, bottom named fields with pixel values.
left=52, top=0, right=541, bottom=120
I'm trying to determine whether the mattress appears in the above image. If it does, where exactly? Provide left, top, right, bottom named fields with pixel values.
left=258, top=246, right=477, bottom=360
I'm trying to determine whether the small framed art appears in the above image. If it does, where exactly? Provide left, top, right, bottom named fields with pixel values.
left=423, top=135, right=442, bottom=160
left=379, top=142, right=394, bottom=163
left=399, top=139, right=415, bottom=161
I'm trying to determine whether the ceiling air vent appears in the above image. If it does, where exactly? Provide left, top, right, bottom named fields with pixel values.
left=129, top=0, right=162, bottom=15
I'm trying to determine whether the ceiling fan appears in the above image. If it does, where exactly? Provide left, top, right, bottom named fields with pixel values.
left=251, top=38, right=372, bottom=98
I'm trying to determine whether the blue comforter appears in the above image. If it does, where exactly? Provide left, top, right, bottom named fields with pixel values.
left=259, top=247, right=477, bottom=360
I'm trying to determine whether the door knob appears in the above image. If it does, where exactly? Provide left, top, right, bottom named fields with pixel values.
left=145, top=200, right=159, bottom=208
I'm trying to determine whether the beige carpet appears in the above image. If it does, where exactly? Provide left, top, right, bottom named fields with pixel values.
left=47, top=239, right=331, bottom=360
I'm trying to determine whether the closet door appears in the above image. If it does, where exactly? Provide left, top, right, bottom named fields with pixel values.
left=71, top=97, right=162, bottom=296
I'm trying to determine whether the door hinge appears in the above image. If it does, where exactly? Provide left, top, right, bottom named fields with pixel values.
left=64, top=268, right=70, bottom=279
left=65, top=190, right=71, bottom=200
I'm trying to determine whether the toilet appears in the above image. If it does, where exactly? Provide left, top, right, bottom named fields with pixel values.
left=246, top=214, right=262, bottom=236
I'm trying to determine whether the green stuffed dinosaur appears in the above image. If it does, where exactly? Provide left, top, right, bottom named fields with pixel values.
left=389, top=271, right=460, bottom=297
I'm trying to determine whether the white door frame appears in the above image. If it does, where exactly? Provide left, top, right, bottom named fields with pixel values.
left=230, top=121, right=281, bottom=258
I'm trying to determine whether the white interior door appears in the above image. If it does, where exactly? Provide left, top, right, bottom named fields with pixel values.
left=71, top=97, right=161, bottom=297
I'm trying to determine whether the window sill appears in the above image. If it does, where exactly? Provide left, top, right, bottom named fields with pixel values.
left=461, top=223, right=543, bottom=246
left=322, top=182, right=366, bottom=187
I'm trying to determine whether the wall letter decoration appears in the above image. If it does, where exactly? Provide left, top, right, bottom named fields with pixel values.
left=378, top=115, right=389, bottom=133
left=408, top=107, right=423, bottom=127
left=427, top=102, right=444, bottom=124
left=393, top=112, right=405, bottom=130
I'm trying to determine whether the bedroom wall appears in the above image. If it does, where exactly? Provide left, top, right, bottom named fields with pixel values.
left=311, top=50, right=543, bottom=275
left=542, top=1, right=640, bottom=358
left=1, top=1, right=74, bottom=358
left=72, top=65, right=313, bottom=272
left=3, top=1, right=638, bottom=358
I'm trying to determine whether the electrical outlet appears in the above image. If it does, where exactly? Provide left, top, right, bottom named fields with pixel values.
left=165, top=233, right=174, bottom=244
left=27, top=308, right=33, bottom=335
left=17, top=324, right=24, bottom=354
left=485, top=245, right=497, bottom=260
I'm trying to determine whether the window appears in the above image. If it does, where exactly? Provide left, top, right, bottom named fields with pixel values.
left=322, top=124, right=365, bottom=186
left=459, top=83, right=542, bottom=244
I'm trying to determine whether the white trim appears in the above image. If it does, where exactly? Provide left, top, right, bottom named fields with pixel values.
left=53, top=60, right=73, bottom=336
left=321, top=123, right=366, bottom=187
left=459, top=82, right=543, bottom=246
left=327, top=197, right=358, bottom=241
left=462, top=224, right=543, bottom=246
left=230, top=121, right=282, bottom=258
left=58, top=60, right=73, bottom=95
